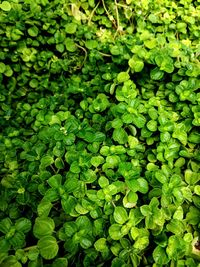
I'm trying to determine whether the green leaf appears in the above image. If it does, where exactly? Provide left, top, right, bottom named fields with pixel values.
left=15, top=218, right=31, bottom=233
left=114, top=207, right=128, bottom=225
left=185, top=169, right=200, bottom=185
left=43, top=188, right=59, bottom=202
left=188, top=131, right=200, bottom=144
left=111, top=258, right=125, bottom=267
left=75, top=203, right=88, bottom=215
left=94, top=238, right=107, bottom=252
left=9, top=232, right=25, bottom=249
left=123, top=191, right=138, bottom=208
left=91, top=156, right=104, bottom=167
left=186, top=206, right=200, bottom=225
left=76, top=216, right=92, bottom=232
left=109, top=224, right=123, bottom=240
left=128, top=58, right=144, bottom=72
left=64, top=221, right=78, bottom=238
left=129, top=209, right=144, bottom=226
left=69, top=161, right=80, bottom=174
left=40, top=156, right=54, bottom=168
left=98, top=176, right=109, bottom=188
left=92, top=93, right=110, bottom=112
left=33, top=217, right=55, bottom=239
left=38, top=236, right=59, bottom=260
left=155, top=171, right=167, bottom=184
left=110, top=145, right=126, bottom=154
left=166, top=219, right=185, bottom=235
left=140, top=205, right=151, bottom=217
left=128, top=136, right=138, bottom=149
left=85, top=40, right=98, bottom=50
left=144, top=39, right=157, bottom=49
left=0, top=218, right=12, bottom=235
left=150, top=67, right=164, bottom=80
left=137, top=178, right=149, bottom=194
left=113, top=128, right=128, bottom=144
left=106, top=155, right=120, bottom=168
left=4, top=65, right=13, bottom=77
left=65, top=38, right=77, bottom=52
left=27, top=248, right=39, bottom=261
left=0, top=63, right=6, bottom=73
left=132, top=114, right=146, bottom=128
left=78, top=130, right=105, bottom=143
left=49, top=115, right=61, bottom=125
left=117, top=72, right=130, bottom=83
left=0, top=239, right=10, bottom=253
left=153, top=246, right=169, bottom=265
left=0, top=1, right=11, bottom=11
left=173, top=206, right=183, bottom=220
left=61, top=196, right=77, bottom=215
left=172, top=129, right=187, bottom=146
left=56, top=44, right=65, bottom=53
left=0, top=256, right=22, bottom=267
left=64, top=177, right=79, bottom=193
left=55, top=158, right=64, bottom=169
left=65, top=23, right=77, bottom=34
left=166, top=236, right=186, bottom=260
left=194, top=185, right=200, bottom=196
left=28, top=27, right=39, bottom=37
left=133, top=236, right=149, bottom=251
left=126, top=179, right=139, bottom=192
left=111, top=118, right=123, bottom=129
left=52, top=258, right=68, bottom=267
left=181, top=187, right=192, bottom=202
left=48, top=174, right=62, bottom=189
left=13, top=247, right=24, bottom=260
left=81, top=169, right=97, bottom=183
left=110, top=45, right=123, bottom=55
left=160, top=58, right=174, bottom=73
left=134, top=61, right=144, bottom=72
left=148, top=14, right=159, bottom=23
left=147, top=120, right=157, bottom=132
left=37, top=200, right=53, bottom=217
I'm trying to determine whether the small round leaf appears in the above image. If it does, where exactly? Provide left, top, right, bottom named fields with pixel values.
left=1, top=1, right=11, bottom=11
left=38, top=236, right=59, bottom=260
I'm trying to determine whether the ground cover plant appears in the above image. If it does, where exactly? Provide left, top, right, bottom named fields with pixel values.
left=0, top=0, right=200, bottom=266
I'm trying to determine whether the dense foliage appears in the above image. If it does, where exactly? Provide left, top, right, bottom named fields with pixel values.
left=0, top=0, right=200, bottom=266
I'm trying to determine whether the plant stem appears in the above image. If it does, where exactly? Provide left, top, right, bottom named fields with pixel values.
left=114, top=0, right=119, bottom=28
left=75, top=44, right=88, bottom=67
left=114, top=0, right=121, bottom=39
left=98, top=52, right=112, bottom=57
left=88, top=1, right=100, bottom=25
left=50, top=164, right=56, bottom=174
left=102, top=0, right=117, bottom=28
left=24, top=245, right=37, bottom=251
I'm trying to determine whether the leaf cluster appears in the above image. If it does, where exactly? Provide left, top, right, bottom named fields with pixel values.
left=0, top=0, right=200, bottom=266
